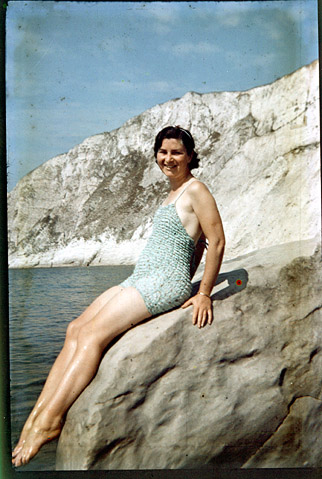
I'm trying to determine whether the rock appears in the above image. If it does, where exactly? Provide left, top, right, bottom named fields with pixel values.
left=55, top=238, right=322, bottom=469
left=7, top=60, right=320, bottom=268
left=243, top=397, right=322, bottom=468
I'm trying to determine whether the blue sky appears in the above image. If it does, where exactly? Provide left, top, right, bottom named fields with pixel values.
left=6, top=0, right=318, bottom=190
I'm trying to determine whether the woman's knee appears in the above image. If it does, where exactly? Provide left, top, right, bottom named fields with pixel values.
left=65, top=320, right=81, bottom=344
left=76, top=322, right=110, bottom=351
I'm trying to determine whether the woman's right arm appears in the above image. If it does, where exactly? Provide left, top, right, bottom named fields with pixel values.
left=182, top=182, right=225, bottom=327
left=190, top=232, right=207, bottom=279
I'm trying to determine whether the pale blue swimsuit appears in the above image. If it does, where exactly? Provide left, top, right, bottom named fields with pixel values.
left=121, top=180, right=196, bottom=315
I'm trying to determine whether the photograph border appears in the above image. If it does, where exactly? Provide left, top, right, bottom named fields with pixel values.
left=2, top=1, right=322, bottom=478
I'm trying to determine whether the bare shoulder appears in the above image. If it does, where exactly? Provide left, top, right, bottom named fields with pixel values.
left=188, top=180, right=222, bottom=224
left=189, top=180, right=215, bottom=202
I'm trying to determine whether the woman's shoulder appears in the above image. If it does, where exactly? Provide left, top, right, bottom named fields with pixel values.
left=189, top=179, right=212, bottom=196
left=188, top=179, right=216, bottom=208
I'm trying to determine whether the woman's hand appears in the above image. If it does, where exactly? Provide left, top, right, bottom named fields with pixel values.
left=181, top=293, right=213, bottom=328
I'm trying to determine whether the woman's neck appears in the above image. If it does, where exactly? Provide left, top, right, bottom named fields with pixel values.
left=168, top=173, right=194, bottom=192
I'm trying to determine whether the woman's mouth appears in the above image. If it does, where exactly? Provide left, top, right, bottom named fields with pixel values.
left=164, top=165, right=176, bottom=170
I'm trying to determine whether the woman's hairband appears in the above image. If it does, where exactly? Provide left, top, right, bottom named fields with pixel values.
left=172, top=125, right=193, bottom=141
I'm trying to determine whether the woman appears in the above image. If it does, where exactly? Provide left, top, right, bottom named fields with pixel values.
left=12, top=126, right=225, bottom=467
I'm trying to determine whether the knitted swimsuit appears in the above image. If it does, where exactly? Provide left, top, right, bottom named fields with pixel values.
left=121, top=180, right=197, bottom=315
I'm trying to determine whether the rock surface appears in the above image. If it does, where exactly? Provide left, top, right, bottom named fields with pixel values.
left=243, top=396, right=322, bottom=468
left=8, top=60, right=320, bottom=268
left=56, top=238, right=322, bottom=470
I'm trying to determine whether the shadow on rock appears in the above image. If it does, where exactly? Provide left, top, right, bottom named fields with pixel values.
left=192, top=268, right=249, bottom=300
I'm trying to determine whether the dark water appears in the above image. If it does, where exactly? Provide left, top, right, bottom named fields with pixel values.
left=9, top=265, right=133, bottom=471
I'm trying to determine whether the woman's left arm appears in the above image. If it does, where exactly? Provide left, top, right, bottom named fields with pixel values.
left=181, top=182, right=225, bottom=328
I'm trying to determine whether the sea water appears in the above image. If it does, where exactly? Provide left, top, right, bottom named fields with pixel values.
left=8, top=265, right=133, bottom=471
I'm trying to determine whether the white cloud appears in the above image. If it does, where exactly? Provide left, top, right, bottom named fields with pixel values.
left=162, top=41, right=220, bottom=56
left=252, top=52, right=279, bottom=68
left=286, top=1, right=311, bottom=21
left=97, top=37, right=124, bottom=54
left=142, top=3, right=180, bottom=24
left=215, top=13, right=242, bottom=27
left=7, top=20, right=52, bottom=53
left=145, top=80, right=176, bottom=92
left=137, top=2, right=182, bottom=35
left=207, top=1, right=247, bottom=28
left=152, top=22, right=172, bottom=36
left=266, top=26, right=283, bottom=41
left=108, top=79, right=175, bottom=93
left=226, top=49, right=278, bottom=69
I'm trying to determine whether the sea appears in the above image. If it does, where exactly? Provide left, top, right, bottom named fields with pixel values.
left=8, top=265, right=133, bottom=471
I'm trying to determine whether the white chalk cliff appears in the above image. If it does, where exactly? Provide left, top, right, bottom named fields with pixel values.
left=7, top=60, right=320, bottom=268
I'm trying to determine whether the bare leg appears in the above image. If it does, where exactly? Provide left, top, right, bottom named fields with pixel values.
left=12, top=285, right=122, bottom=459
left=12, top=287, right=150, bottom=467
left=12, top=285, right=133, bottom=459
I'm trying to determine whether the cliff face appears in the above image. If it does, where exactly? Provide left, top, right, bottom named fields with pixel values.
left=55, top=238, right=322, bottom=469
left=7, top=60, right=320, bottom=268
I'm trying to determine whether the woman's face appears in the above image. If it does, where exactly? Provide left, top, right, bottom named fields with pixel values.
left=156, top=138, right=192, bottom=179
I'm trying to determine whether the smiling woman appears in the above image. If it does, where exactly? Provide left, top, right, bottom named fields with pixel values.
left=11, top=126, right=225, bottom=467
left=122, top=125, right=225, bottom=319
left=154, top=125, right=200, bottom=172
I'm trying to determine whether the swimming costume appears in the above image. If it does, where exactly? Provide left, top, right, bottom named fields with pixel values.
left=121, top=179, right=197, bottom=315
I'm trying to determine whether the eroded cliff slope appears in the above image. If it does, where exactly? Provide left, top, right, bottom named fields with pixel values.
left=8, top=60, right=320, bottom=267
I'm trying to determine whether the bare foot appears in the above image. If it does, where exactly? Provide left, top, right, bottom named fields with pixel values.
left=12, top=414, right=62, bottom=467
left=12, top=420, right=34, bottom=458
left=12, top=404, right=44, bottom=458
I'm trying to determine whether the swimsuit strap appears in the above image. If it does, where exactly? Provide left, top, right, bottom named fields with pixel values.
left=173, top=178, right=198, bottom=204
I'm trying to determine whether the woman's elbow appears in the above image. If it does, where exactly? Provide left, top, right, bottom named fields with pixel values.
left=209, top=235, right=225, bottom=255
left=217, top=237, right=225, bottom=256
left=221, top=233, right=226, bottom=249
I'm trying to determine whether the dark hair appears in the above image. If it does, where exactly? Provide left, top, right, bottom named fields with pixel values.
left=154, top=126, right=200, bottom=170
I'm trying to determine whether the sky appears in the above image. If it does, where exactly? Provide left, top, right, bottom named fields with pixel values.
left=6, top=0, right=319, bottom=191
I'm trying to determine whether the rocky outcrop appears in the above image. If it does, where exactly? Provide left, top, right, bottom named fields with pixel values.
left=243, top=397, right=322, bottom=468
left=8, top=60, right=320, bottom=268
left=56, top=238, right=322, bottom=469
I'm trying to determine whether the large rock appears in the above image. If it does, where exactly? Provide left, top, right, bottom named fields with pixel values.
left=243, top=397, right=322, bottom=468
left=8, top=60, right=320, bottom=268
left=55, top=237, right=322, bottom=469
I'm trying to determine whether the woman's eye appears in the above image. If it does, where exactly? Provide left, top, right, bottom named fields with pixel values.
left=158, top=150, right=183, bottom=155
